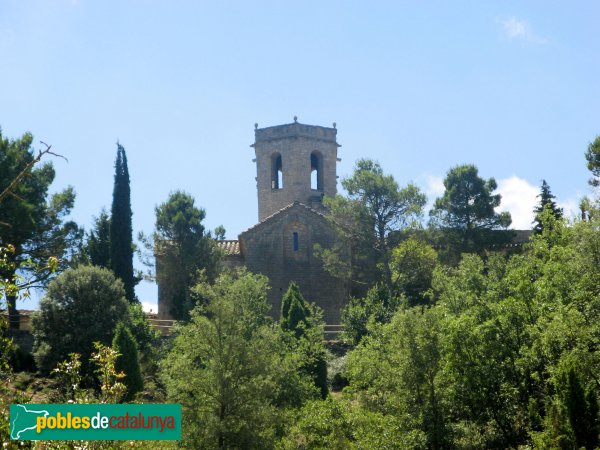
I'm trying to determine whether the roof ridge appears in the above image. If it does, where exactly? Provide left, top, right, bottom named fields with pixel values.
left=239, top=201, right=326, bottom=236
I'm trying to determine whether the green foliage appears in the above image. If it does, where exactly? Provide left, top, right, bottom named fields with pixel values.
left=533, top=180, right=563, bottom=234
left=52, top=346, right=128, bottom=405
left=281, top=283, right=308, bottom=336
left=280, top=282, right=298, bottom=329
left=287, top=295, right=308, bottom=337
left=343, top=159, right=426, bottom=287
left=320, top=158, right=426, bottom=294
left=126, top=302, right=160, bottom=365
left=83, top=208, right=111, bottom=268
left=346, top=307, right=449, bottom=449
left=390, top=238, right=437, bottom=306
left=341, top=284, right=399, bottom=345
left=110, top=143, right=136, bottom=302
left=279, top=397, right=429, bottom=450
left=155, top=190, right=221, bottom=320
left=430, top=164, right=512, bottom=261
left=278, top=398, right=354, bottom=449
left=213, top=224, right=226, bottom=240
left=343, top=212, right=600, bottom=449
left=0, top=129, right=82, bottom=325
left=91, top=342, right=127, bottom=403
left=161, top=270, right=317, bottom=449
left=585, top=135, right=600, bottom=187
left=32, top=265, right=130, bottom=375
left=280, top=283, right=328, bottom=398
left=318, top=195, right=375, bottom=290
left=0, top=245, right=17, bottom=375
left=112, top=322, right=143, bottom=400
left=52, top=353, right=85, bottom=402
left=536, top=362, right=600, bottom=450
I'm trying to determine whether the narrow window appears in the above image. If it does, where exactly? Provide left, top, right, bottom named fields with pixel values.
left=311, top=169, right=318, bottom=190
left=278, top=166, right=283, bottom=189
left=310, top=152, right=322, bottom=190
left=293, top=232, right=299, bottom=251
left=271, top=153, right=283, bottom=189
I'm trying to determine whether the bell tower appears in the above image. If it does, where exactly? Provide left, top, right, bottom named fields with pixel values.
left=252, top=118, right=340, bottom=221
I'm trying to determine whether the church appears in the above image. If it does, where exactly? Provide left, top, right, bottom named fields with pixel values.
left=158, top=120, right=351, bottom=324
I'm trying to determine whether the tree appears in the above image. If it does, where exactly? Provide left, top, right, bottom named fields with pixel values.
left=585, top=135, right=600, bottom=187
left=280, top=282, right=328, bottom=398
left=429, top=164, right=512, bottom=259
left=532, top=180, right=563, bottom=234
left=213, top=225, right=226, bottom=240
left=31, top=265, right=130, bottom=375
left=390, top=238, right=438, bottom=306
left=281, top=282, right=307, bottom=333
left=278, top=398, right=354, bottom=449
left=0, top=130, right=82, bottom=328
left=112, top=322, right=143, bottom=401
left=83, top=208, right=111, bottom=268
left=320, top=159, right=426, bottom=293
left=110, top=143, right=136, bottom=302
left=341, top=283, right=399, bottom=345
left=161, top=270, right=317, bottom=449
left=154, top=190, right=220, bottom=320
left=346, top=307, right=449, bottom=449
left=126, top=302, right=161, bottom=366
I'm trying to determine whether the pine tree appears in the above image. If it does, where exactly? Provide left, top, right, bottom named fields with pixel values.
left=86, top=208, right=111, bottom=268
left=112, top=322, right=143, bottom=401
left=154, top=191, right=220, bottom=320
left=0, top=130, right=82, bottom=328
left=533, top=180, right=563, bottom=234
left=110, top=143, right=136, bottom=302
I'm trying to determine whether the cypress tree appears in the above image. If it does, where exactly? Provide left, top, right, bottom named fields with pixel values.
left=563, top=367, right=588, bottom=449
left=281, top=282, right=305, bottom=334
left=280, top=282, right=328, bottom=398
left=533, top=180, right=563, bottom=234
left=287, top=295, right=308, bottom=338
left=584, top=385, right=600, bottom=450
left=110, top=143, right=136, bottom=302
left=112, top=322, right=143, bottom=401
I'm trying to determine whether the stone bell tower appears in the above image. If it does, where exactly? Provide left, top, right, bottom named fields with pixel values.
left=252, top=118, right=340, bottom=221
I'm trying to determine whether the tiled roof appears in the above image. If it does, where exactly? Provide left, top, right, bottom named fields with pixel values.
left=217, top=240, right=241, bottom=256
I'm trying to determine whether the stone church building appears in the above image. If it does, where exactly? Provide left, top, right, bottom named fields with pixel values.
left=158, top=120, right=350, bottom=324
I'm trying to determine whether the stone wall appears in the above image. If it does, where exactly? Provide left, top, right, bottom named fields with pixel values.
left=240, top=202, right=350, bottom=324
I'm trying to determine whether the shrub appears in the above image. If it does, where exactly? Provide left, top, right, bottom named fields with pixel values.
left=32, top=266, right=129, bottom=375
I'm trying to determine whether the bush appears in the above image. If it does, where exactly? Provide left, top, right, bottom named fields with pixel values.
left=32, top=266, right=129, bottom=375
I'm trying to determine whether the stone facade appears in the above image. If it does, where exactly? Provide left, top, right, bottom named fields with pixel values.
left=157, top=120, right=350, bottom=324
left=239, top=202, right=350, bottom=324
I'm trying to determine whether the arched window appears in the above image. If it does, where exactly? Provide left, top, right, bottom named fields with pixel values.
left=293, top=232, right=299, bottom=251
left=310, top=152, right=323, bottom=190
left=271, top=153, right=283, bottom=189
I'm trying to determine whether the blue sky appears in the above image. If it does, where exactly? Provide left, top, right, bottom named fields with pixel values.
left=1, top=1, right=599, bottom=311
